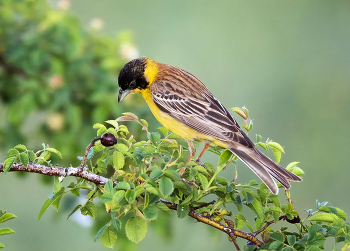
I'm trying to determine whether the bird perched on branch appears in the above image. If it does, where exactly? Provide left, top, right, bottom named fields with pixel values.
left=117, top=57, right=302, bottom=194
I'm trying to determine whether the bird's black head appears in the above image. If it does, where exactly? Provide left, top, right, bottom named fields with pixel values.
left=118, top=57, right=149, bottom=102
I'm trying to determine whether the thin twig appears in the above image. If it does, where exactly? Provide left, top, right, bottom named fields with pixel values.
left=252, top=215, right=287, bottom=237
left=1, top=162, right=265, bottom=247
left=79, top=137, right=101, bottom=171
left=191, top=200, right=216, bottom=210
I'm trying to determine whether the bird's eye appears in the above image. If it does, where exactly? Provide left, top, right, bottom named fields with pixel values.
left=129, top=81, right=136, bottom=88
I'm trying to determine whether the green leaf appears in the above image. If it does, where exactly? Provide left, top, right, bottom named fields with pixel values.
left=287, top=235, right=296, bottom=246
left=305, top=246, right=322, bottom=251
left=193, top=165, right=209, bottom=176
left=286, top=162, right=300, bottom=171
left=256, top=134, right=262, bottom=143
left=14, top=144, right=27, bottom=152
left=163, top=170, right=181, bottom=181
left=81, top=201, right=97, bottom=219
left=115, top=182, right=130, bottom=190
left=94, top=225, right=107, bottom=242
left=113, top=190, right=125, bottom=204
left=125, top=190, right=136, bottom=203
left=101, top=226, right=118, bottom=249
left=111, top=219, right=122, bottom=231
left=143, top=205, right=158, bottom=220
left=105, top=119, right=119, bottom=129
left=7, top=149, right=19, bottom=157
left=0, top=228, right=15, bottom=235
left=122, top=112, right=139, bottom=121
left=0, top=243, right=4, bottom=248
left=3, top=157, right=16, bottom=174
left=180, top=193, right=193, bottom=206
left=218, top=149, right=233, bottom=166
left=248, top=198, right=264, bottom=219
left=67, top=205, right=82, bottom=220
left=155, top=203, right=172, bottom=215
left=115, top=143, right=129, bottom=153
left=309, top=212, right=335, bottom=223
left=38, top=199, right=52, bottom=222
left=270, top=232, right=285, bottom=242
left=308, top=233, right=325, bottom=247
left=146, top=186, right=159, bottom=195
left=53, top=176, right=62, bottom=193
left=147, top=132, right=161, bottom=146
left=291, top=166, right=304, bottom=176
left=28, top=151, right=36, bottom=162
left=235, top=213, right=253, bottom=232
left=267, top=142, right=285, bottom=154
left=271, top=147, right=282, bottom=163
left=104, top=180, right=114, bottom=194
left=158, top=177, right=173, bottom=197
left=125, top=216, right=148, bottom=244
left=282, top=247, right=294, bottom=251
left=334, top=207, right=347, bottom=220
left=46, top=148, right=62, bottom=158
left=197, top=173, right=209, bottom=190
left=0, top=213, right=16, bottom=224
left=205, top=162, right=216, bottom=176
left=177, top=205, right=189, bottom=218
left=149, top=167, right=164, bottom=180
left=257, top=142, right=268, bottom=151
left=112, top=151, right=125, bottom=170
left=158, top=127, right=168, bottom=137
left=100, top=193, right=113, bottom=203
left=140, top=119, right=148, bottom=130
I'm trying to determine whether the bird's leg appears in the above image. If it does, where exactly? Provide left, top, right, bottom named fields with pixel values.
left=179, top=139, right=196, bottom=176
left=195, top=143, right=210, bottom=167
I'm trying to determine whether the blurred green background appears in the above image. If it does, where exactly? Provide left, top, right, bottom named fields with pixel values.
left=1, top=0, right=350, bottom=250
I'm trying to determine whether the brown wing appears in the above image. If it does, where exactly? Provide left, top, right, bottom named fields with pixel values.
left=151, top=68, right=254, bottom=148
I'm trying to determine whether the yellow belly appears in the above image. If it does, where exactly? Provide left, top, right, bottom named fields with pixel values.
left=140, top=89, right=228, bottom=148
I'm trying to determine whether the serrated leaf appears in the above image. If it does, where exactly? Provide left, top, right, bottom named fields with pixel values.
left=150, top=167, right=164, bottom=180
left=122, top=112, right=138, bottom=121
left=146, top=187, right=159, bottom=195
left=101, top=226, right=118, bottom=248
left=113, top=190, right=125, bottom=204
left=0, top=228, right=15, bottom=235
left=271, top=147, right=282, bottom=163
left=270, top=232, right=285, bottom=242
left=159, top=177, right=173, bottom=197
left=334, top=207, right=347, bottom=221
left=7, top=149, right=19, bottom=157
left=248, top=198, right=264, bottom=219
left=218, top=149, right=233, bottom=166
left=100, top=193, right=113, bottom=203
left=158, top=127, right=168, bottom=137
left=19, top=152, right=29, bottom=168
left=94, top=225, right=107, bottom=242
left=38, top=199, right=52, bottom=222
left=140, top=119, right=148, bottom=130
left=46, top=148, right=62, bottom=158
left=193, top=165, right=209, bottom=176
left=14, top=144, right=27, bottom=152
left=156, top=203, right=172, bottom=215
left=67, top=204, right=82, bottom=219
left=112, top=151, right=125, bottom=170
left=0, top=213, right=16, bottom=224
left=257, top=142, right=268, bottom=151
left=305, top=246, right=322, bottom=251
left=308, top=233, right=326, bottom=247
left=256, top=134, right=262, bottom=143
left=115, top=182, right=130, bottom=190
left=3, top=157, right=16, bottom=174
left=163, top=170, right=181, bottom=181
left=53, top=176, right=62, bottom=193
left=287, top=235, right=296, bottom=246
left=309, top=212, right=334, bottom=223
left=231, top=107, right=247, bottom=120
left=143, top=205, right=158, bottom=220
left=125, top=189, right=136, bottom=203
left=28, top=150, right=36, bottom=162
left=147, top=132, right=161, bottom=146
left=286, top=161, right=300, bottom=171
left=291, top=166, right=304, bottom=176
left=105, top=119, right=119, bottom=129
left=267, top=142, right=285, bottom=154
left=125, top=216, right=148, bottom=244
left=81, top=201, right=97, bottom=219
left=197, top=173, right=209, bottom=190
left=177, top=205, right=189, bottom=218
left=115, top=143, right=129, bottom=153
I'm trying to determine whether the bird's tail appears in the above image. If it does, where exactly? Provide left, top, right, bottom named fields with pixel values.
left=228, top=146, right=302, bottom=195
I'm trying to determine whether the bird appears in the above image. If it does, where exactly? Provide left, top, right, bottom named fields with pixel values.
left=117, top=57, right=302, bottom=194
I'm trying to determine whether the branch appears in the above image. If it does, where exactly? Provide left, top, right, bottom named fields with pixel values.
left=0, top=162, right=264, bottom=247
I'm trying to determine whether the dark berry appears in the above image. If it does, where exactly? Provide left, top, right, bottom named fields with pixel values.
left=100, top=133, right=118, bottom=146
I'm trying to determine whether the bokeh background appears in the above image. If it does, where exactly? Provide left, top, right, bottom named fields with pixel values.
left=1, top=0, right=350, bottom=250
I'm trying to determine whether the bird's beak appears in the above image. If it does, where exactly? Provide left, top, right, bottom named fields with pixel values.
left=118, top=88, right=131, bottom=103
